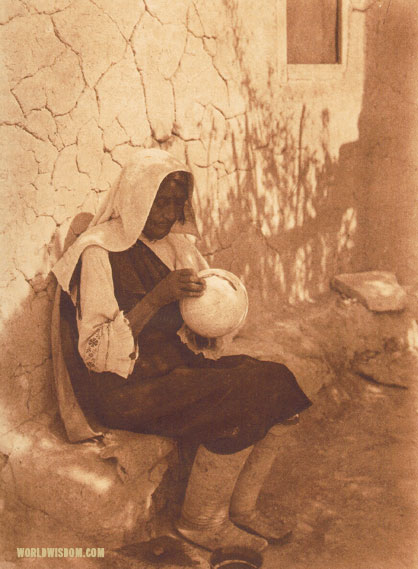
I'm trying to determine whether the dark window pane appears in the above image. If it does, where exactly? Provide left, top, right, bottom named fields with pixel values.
left=287, top=0, right=339, bottom=64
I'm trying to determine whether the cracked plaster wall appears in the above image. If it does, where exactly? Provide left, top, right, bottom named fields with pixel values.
left=0, top=0, right=371, bottom=441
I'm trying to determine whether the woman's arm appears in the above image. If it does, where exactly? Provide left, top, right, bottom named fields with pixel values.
left=77, top=246, right=205, bottom=377
left=77, top=246, right=138, bottom=377
left=124, top=287, right=162, bottom=338
left=125, top=268, right=206, bottom=337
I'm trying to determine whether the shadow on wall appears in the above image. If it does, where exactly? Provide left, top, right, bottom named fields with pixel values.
left=0, top=214, right=91, bottom=441
left=0, top=272, right=57, bottom=444
left=357, top=1, right=418, bottom=285
left=190, top=3, right=365, bottom=311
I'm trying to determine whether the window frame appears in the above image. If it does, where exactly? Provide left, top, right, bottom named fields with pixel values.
left=278, top=0, right=350, bottom=81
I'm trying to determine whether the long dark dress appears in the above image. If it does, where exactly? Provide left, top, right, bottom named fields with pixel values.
left=69, top=241, right=312, bottom=454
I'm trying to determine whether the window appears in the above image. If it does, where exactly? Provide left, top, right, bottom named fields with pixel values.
left=287, top=0, right=340, bottom=64
left=277, top=0, right=349, bottom=80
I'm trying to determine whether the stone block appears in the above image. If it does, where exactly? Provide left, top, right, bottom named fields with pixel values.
left=80, top=188, right=101, bottom=217
left=32, top=175, right=58, bottom=218
left=2, top=422, right=176, bottom=548
left=0, top=292, right=52, bottom=409
left=305, top=293, right=417, bottom=374
left=331, top=271, right=407, bottom=312
left=25, top=362, right=56, bottom=418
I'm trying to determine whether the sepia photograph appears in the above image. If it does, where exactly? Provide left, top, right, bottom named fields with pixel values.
left=0, top=1, right=417, bottom=568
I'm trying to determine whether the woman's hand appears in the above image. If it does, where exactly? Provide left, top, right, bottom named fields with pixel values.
left=151, top=269, right=206, bottom=307
left=126, top=269, right=206, bottom=337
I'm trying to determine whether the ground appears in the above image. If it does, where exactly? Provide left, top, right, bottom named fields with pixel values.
left=260, top=359, right=418, bottom=569
left=12, top=351, right=417, bottom=569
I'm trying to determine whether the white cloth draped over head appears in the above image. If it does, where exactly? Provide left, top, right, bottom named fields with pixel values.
left=53, top=148, right=200, bottom=293
left=51, top=148, right=208, bottom=443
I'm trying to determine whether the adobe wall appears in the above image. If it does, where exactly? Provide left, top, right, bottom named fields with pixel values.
left=0, top=0, right=368, bottom=439
left=358, top=1, right=418, bottom=285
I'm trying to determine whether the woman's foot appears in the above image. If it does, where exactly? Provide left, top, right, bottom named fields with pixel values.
left=175, top=518, right=268, bottom=552
left=230, top=510, right=293, bottom=544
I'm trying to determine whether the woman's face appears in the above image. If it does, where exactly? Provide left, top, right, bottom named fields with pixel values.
left=142, top=175, right=188, bottom=240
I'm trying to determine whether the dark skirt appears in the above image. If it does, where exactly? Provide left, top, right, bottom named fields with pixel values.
left=73, top=241, right=312, bottom=454
left=88, top=335, right=311, bottom=454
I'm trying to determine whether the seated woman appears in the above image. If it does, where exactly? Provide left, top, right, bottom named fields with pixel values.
left=52, top=148, right=312, bottom=552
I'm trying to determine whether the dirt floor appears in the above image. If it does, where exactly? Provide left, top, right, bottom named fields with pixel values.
left=114, top=352, right=418, bottom=569
left=260, top=359, right=418, bottom=569
left=11, top=351, right=418, bottom=569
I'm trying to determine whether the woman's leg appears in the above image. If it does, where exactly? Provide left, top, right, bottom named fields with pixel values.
left=176, top=445, right=268, bottom=552
left=229, top=416, right=300, bottom=543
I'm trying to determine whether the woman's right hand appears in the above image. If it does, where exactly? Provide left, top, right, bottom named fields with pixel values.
left=151, top=269, right=206, bottom=307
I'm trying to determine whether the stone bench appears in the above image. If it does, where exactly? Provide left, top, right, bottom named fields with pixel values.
left=1, top=418, right=177, bottom=553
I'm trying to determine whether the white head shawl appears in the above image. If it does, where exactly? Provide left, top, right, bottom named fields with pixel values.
left=52, top=148, right=198, bottom=291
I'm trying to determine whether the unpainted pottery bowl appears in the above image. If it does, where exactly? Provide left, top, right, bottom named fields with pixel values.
left=180, top=268, right=248, bottom=338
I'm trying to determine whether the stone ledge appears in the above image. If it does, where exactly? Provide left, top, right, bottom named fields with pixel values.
left=331, top=271, right=407, bottom=312
left=1, top=419, right=177, bottom=553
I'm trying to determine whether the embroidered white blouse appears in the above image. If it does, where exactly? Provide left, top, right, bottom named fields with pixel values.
left=76, top=234, right=209, bottom=379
